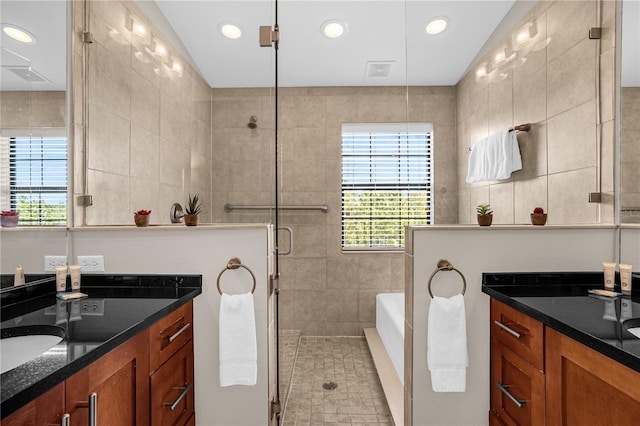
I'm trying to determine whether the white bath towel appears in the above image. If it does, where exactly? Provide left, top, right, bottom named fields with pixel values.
left=428, top=294, right=468, bottom=392
left=466, top=128, right=522, bottom=183
left=219, top=292, right=257, bottom=387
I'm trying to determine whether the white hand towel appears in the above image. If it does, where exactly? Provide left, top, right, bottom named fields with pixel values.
left=219, top=292, right=257, bottom=387
left=466, top=128, right=522, bottom=183
left=428, top=294, right=468, bottom=392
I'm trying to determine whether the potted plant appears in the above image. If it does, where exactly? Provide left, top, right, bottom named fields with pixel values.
left=184, top=194, right=201, bottom=226
left=1, top=210, right=19, bottom=227
left=134, top=209, right=151, bottom=227
left=476, top=204, right=493, bottom=226
left=530, top=206, right=547, bottom=226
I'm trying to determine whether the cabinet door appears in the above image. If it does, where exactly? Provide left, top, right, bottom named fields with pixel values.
left=2, top=382, right=65, bottom=426
left=65, top=330, right=150, bottom=426
left=491, top=338, right=544, bottom=426
left=546, top=328, right=640, bottom=426
left=150, top=340, right=194, bottom=426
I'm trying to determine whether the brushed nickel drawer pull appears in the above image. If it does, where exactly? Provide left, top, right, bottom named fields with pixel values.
left=164, top=383, right=193, bottom=411
left=166, top=323, right=191, bottom=343
left=494, top=320, right=522, bottom=338
left=77, top=392, right=98, bottom=426
left=61, top=413, right=70, bottom=426
left=496, top=382, right=526, bottom=408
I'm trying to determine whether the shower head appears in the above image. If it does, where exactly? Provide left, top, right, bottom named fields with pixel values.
left=247, top=115, right=258, bottom=129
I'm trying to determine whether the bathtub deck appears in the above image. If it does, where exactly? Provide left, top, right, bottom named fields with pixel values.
left=364, top=328, right=403, bottom=426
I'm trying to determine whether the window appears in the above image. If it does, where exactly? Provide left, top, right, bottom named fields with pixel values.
left=7, top=136, right=67, bottom=226
left=341, top=123, right=432, bottom=250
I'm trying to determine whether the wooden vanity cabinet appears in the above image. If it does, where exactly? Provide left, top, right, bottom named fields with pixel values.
left=2, top=301, right=195, bottom=426
left=491, top=298, right=640, bottom=426
left=545, top=328, right=640, bottom=426
left=1, top=382, right=65, bottom=425
left=490, top=299, right=545, bottom=426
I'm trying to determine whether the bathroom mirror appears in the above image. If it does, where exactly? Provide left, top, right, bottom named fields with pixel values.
left=0, top=0, right=69, bottom=277
left=620, top=0, right=639, bottom=223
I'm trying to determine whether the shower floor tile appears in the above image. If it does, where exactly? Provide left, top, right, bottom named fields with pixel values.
left=282, top=336, right=393, bottom=426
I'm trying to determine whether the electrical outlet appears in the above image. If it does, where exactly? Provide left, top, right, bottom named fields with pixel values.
left=80, top=299, right=105, bottom=316
left=44, top=255, right=67, bottom=272
left=77, top=255, right=105, bottom=272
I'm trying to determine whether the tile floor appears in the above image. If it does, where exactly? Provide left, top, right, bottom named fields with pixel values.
left=280, top=334, right=393, bottom=425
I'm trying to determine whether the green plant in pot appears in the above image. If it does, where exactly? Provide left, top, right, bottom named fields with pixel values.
left=184, top=194, right=202, bottom=226
left=476, top=204, right=493, bottom=226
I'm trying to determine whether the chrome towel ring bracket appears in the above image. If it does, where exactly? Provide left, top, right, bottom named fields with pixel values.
left=427, top=259, right=467, bottom=298
left=216, top=257, right=256, bottom=295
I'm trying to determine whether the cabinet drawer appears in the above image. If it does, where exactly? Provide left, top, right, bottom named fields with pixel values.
left=490, top=299, right=544, bottom=371
left=489, top=409, right=506, bottom=426
left=491, top=338, right=544, bottom=426
left=149, top=301, right=193, bottom=372
left=151, top=340, right=195, bottom=426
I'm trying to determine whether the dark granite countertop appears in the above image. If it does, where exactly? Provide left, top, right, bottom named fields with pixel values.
left=482, top=272, right=640, bottom=373
left=0, top=274, right=202, bottom=419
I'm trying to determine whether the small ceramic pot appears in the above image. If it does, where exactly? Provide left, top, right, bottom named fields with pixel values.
left=530, top=213, right=547, bottom=226
left=184, top=214, right=199, bottom=226
left=134, top=214, right=150, bottom=227
left=1, top=214, right=19, bottom=227
left=477, top=214, right=493, bottom=226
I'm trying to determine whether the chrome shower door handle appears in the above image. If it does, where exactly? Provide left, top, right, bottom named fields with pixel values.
left=278, top=226, right=293, bottom=255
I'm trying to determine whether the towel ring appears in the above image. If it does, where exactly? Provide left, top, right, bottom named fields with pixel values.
left=216, top=257, right=256, bottom=295
left=427, top=259, right=466, bottom=298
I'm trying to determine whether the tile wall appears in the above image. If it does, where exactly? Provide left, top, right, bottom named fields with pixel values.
left=73, top=0, right=212, bottom=226
left=621, top=87, right=640, bottom=223
left=0, top=91, right=66, bottom=129
left=211, top=86, right=457, bottom=335
left=456, top=0, right=617, bottom=225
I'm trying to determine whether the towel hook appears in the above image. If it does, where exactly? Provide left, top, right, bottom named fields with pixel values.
left=217, top=257, right=256, bottom=295
left=427, top=259, right=466, bottom=298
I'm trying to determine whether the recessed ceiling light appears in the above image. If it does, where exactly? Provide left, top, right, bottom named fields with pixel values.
left=2, top=24, right=37, bottom=44
left=219, top=23, right=242, bottom=40
left=321, top=20, right=346, bottom=38
left=425, top=17, right=449, bottom=36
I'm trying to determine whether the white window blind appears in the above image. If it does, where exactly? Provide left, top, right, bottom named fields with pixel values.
left=341, top=123, right=432, bottom=249
left=8, top=136, right=67, bottom=226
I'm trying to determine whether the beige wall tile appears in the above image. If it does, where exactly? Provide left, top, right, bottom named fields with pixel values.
left=548, top=168, right=598, bottom=223
left=88, top=105, right=130, bottom=175
left=514, top=66, right=546, bottom=126
left=515, top=121, right=547, bottom=179
left=546, top=1, right=595, bottom=62
left=326, top=290, right=358, bottom=322
left=547, top=101, right=597, bottom=173
left=29, top=92, right=66, bottom=128
left=490, top=182, right=515, bottom=224
left=89, top=43, right=131, bottom=120
left=85, top=170, right=130, bottom=225
left=130, top=125, right=159, bottom=180
left=547, top=38, right=596, bottom=118
left=514, top=176, right=548, bottom=224
left=294, top=290, right=327, bottom=323
left=131, top=70, right=160, bottom=133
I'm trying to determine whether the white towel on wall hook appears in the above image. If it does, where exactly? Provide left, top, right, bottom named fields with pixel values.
left=428, top=293, right=468, bottom=392
left=466, top=127, right=522, bottom=183
left=219, top=291, right=257, bottom=387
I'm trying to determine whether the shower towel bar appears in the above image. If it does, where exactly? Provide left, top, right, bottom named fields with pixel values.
left=468, top=123, right=531, bottom=151
left=427, top=259, right=467, bottom=298
left=217, top=257, right=256, bottom=295
left=224, top=203, right=329, bottom=213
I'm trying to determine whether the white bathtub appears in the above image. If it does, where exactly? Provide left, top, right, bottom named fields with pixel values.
left=376, top=292, right=404, bottom=384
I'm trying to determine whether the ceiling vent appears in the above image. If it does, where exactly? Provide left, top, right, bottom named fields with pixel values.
left=3, top=66, right=50, bottom=83
left=365, top=61, right=394, bottom=78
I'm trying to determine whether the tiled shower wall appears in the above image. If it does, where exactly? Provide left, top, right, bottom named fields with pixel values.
left=456, top=0, right=617, bottom=225
left=621, top=87, right=640, bottom=223
left=73, top=0, right=212, bottom=225
left=211, top=86, right=457, bottom=335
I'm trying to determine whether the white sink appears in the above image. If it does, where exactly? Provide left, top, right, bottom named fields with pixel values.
left=628, top=327, right=640, bottom=339
left=1, top=326, right=65, bottom=374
